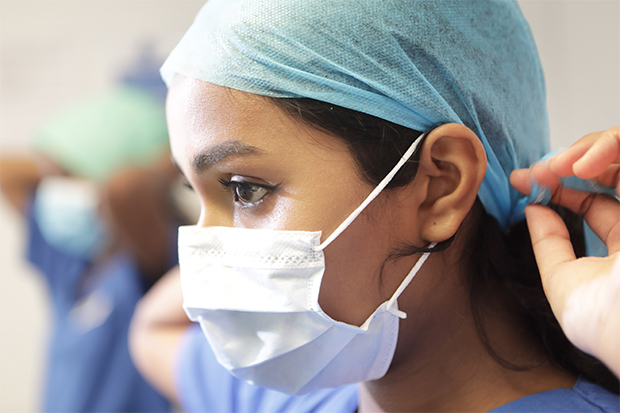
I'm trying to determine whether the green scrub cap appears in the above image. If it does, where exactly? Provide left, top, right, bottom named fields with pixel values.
left=34, top=87, right=169, bottom=181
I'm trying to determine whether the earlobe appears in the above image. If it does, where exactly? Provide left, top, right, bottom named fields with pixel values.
left=415, top=123, right=487, bottom=243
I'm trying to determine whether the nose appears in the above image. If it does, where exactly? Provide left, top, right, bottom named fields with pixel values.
left=197, top=202, right=231, bottom=228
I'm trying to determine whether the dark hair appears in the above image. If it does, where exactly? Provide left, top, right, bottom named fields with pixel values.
left=270, top=97, right=619, bottom=393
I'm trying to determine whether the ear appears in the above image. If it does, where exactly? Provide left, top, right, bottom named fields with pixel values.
left=413, top=123, right=487, bottom=243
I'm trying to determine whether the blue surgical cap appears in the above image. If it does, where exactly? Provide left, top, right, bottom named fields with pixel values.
left=161, top=0, right=548, bottom=230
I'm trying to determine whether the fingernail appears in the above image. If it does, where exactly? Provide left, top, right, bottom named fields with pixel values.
left=527, top=179, right=552, bottom=206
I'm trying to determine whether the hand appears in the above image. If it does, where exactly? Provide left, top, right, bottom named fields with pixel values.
left=0, top=156, right=51, bottom=212
left=101, top=155, right=180, bottom=281
left=510, top=126, right=620, bottom=378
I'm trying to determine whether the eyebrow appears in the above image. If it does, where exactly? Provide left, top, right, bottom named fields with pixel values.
left=191, top=140, right=263, bottom=173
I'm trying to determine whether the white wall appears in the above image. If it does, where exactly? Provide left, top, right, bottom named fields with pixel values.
left=0, top=1, right=618, bottom=412
left=519, top=0, right=620, bottom=149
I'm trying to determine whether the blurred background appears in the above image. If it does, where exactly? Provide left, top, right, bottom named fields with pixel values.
left=0, top=1, right=618, bottom=412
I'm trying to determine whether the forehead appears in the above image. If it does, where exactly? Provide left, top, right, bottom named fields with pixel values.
left=167, top=77, right=272, bottom=147
left=166, top=77, right=348, bottom=174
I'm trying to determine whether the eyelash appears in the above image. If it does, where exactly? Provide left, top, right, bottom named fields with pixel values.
left=218, top=177, right=279, bottom=208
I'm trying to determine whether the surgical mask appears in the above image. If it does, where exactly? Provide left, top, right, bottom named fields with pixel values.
left=34, top=176, right=109, bottom=260
left=179, top=132, right=434, bottom=395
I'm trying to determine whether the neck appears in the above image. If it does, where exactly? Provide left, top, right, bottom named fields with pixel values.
left=358, top=258, right=575, bottom=412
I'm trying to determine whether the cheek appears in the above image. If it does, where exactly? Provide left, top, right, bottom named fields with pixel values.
left=231, top=195, right=298, bottom=230
left=230, top=168, right=369, bottom=232
left=318, top=212, right=397, bottom=326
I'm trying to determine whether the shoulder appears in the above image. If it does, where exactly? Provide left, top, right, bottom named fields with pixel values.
left=176, top=325, right=358, bottom=413
left=490, top=378, right=619, bottom=412
left=572, top=380, right=620, bottom=412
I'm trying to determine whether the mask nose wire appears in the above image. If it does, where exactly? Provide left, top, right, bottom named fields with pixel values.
left=315, top=131, right=428, bottom=252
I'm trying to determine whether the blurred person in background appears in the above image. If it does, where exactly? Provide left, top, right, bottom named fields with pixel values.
left=0, top=84, right=195, bottom=412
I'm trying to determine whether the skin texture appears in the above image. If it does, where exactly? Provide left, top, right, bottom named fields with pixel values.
left=511, top=126, right=620, bottom=379
left=0, top=155, right=62, bottom=211
left=131, top=76, right=577, bottom=412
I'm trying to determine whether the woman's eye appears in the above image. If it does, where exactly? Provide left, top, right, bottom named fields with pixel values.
left=233, top=181, right=268, bottom=205
left=218, top=177, right=277, bottom=207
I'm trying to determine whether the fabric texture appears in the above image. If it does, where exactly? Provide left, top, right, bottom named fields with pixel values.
left=178, top=224, right=420, bottom=394
left=177, top=325, right=619, bottom=412
left=34, top=87, right=169, bottom=182
left=161, top=0, right=547, bottom=230
left=176, top=325, right=359, bottom=413
left=26, top=203, right=171, bottom=413
left=489, top=378, right=620, bottom=412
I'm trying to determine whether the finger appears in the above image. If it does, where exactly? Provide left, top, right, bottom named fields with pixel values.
left=548, top=132, right=603, bottom=177
left=525, top=205, right=618, bottom=322
left=518, top=159, right=619, bottom=198
left=524, top=204, right=604, bottom=317
left=530, top=162, right=563, bottom=189
left=510, top=164, right=563, bottom=194
left=525, top=204, right=576, bottom=282
left=572, top=126, right=620, bottom=180
left=548, top=187, right=620, bottom=254
left=510, top=168, right=532, bottom=195
left=591, top=165, right=620, bottom=195
left=512, top=127, right=620, bottom=196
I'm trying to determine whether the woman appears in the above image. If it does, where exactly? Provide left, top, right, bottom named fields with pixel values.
left=130, top=1, right=619, bottom=411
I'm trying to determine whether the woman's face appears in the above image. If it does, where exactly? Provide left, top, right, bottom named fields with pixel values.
left=168, top=77, right=425, bottom=326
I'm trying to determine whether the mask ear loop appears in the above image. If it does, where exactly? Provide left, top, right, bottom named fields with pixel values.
left=386, top=242, right=437, bottom=319
left=315, top=131, right=428, bottom=252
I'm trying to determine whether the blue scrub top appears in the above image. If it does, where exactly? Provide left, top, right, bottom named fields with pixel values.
left=177, top=325, right=619, bottom=413
left=27, top=206, right=171, bottom=413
